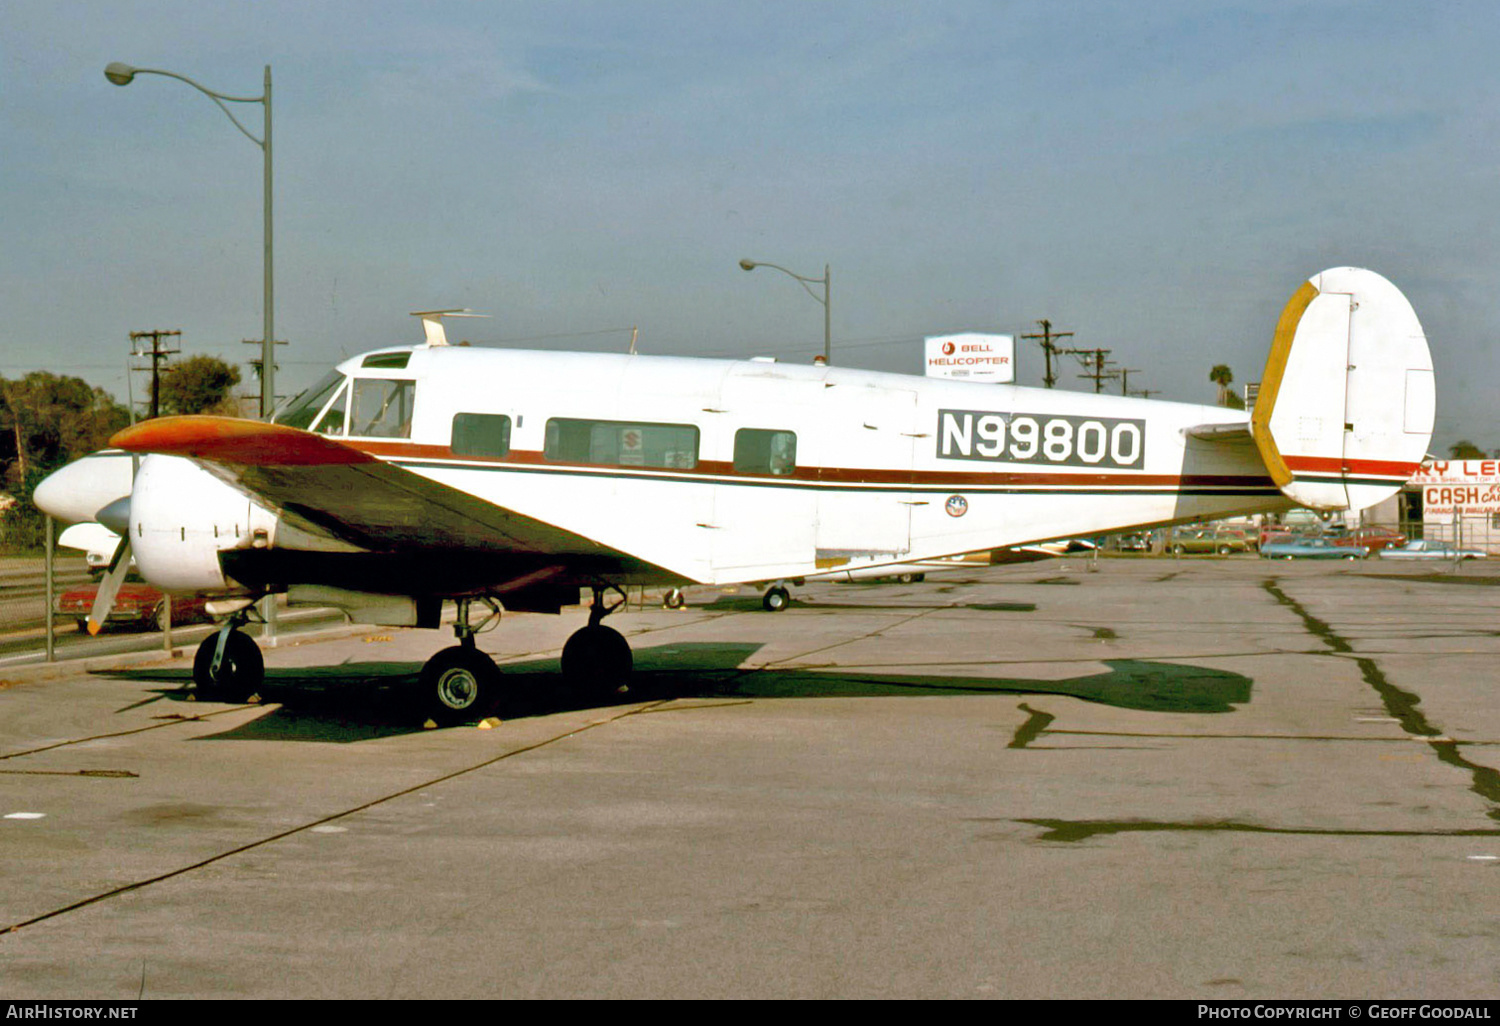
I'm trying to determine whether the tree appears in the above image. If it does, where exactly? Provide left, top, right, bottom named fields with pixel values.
left=1448, top=439, right=1487, bottom=459
left=1209, top=364, right=1234, bottom=406
left=0, top=372, right=130, bottom=549
left=157, top=355, right=242, bottom=417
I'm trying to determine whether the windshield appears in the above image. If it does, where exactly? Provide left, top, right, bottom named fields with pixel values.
left=274, top=371, right=345, bottom=430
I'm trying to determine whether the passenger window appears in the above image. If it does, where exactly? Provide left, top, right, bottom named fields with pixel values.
left=452, top=413, right=511, bottom=458
left=351, top=379, right=416, bottom=438
left=544, top=419, right=698, bottom=469
left=734, top=429, right=797, bottom=475
left=312, top=382, right=349, bottom=436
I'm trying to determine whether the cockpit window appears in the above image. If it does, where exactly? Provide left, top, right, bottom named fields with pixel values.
left=275, top=371, right=344, bottom=430
left=312, top=381, right=349, bottom=436
left=350, top=379, right=417, bottom=438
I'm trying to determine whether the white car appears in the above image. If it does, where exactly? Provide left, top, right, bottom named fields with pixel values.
left=1378, top=539, right=1487, bottom=560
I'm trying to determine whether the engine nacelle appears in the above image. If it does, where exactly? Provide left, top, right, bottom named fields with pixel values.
left=129, top=455, right=274, bottom=593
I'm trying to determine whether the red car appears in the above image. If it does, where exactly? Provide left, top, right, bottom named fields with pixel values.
left=58, top=581, right=212, bottom=632
left=1331, top=526, right=1407, bottom=552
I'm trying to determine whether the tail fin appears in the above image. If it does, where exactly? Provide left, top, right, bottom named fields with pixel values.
left=1251, top=267, right=1434, bottom=511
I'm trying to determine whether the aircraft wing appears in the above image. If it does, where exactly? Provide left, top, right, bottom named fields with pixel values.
left=110, top=417, right=648, bottom=569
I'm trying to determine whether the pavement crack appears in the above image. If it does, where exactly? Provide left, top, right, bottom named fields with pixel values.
left=1264, top=577, right=1500, bottom=823
left=1009, top=703, right=1055, bottom=749
left=1016, top=818, right=1500, bottom=843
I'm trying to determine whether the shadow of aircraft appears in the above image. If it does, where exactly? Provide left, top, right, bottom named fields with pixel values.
left=100, top=642, right=1252, bottom=742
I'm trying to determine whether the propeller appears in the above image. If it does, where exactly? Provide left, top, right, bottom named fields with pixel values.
left=87, top=497, right=132, bottom=636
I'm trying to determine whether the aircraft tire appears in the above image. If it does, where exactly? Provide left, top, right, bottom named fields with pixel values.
left=193, top=630, right=264, bottom=703
left=419, top=646, right=500, bottom=725
left=561, top=624, right=633, bottom=696
left=663, top=588, right=686, bottom=609
left=762, top=586, right=791, bottom=612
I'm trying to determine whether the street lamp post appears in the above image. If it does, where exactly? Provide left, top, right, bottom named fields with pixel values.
left=104, top=62, right=275, bottom=419
left=739, top=258, right=831, bottom=365
left=107, top=61, right=278, bottom=646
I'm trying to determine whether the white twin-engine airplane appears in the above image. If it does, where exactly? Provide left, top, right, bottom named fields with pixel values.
left=34, top=267, right=1434, bottom=722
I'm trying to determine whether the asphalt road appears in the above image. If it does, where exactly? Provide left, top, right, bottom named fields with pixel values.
left=1, top=556, right=1497, bottom=999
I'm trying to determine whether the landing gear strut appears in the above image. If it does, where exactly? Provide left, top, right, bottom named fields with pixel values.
left=193, top=607, right=265, bottom=702
left=418, top=598, right=502, bottom=725
left=562, top=584, right=633, bottom=697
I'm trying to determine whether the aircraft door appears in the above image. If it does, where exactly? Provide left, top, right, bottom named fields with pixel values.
left=811, top=385, right=916, bottom=565
left=709, top=370, right=819, bottom=579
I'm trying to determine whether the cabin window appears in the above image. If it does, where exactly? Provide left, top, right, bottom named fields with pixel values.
left=452, top=413, right=512, bottom=458
left=276, top=371, right=344, bottom=430
left=734, top=429, right=797, bottom=475
left=544, top=418, right=699, bottom=469
left=312, top=381, right=349, bottom=436
left=361, top=351, right=411, bottom=370
left=351, top=379, right=416, bottom=438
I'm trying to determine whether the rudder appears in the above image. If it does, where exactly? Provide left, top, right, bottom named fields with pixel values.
left=1251, top=267, right=1434, bottom=511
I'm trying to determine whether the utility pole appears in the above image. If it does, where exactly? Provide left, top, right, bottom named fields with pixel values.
left=130, top=330, right=181, bottom=418
left=1020, top=319, right=1075, bottom=388
left=243, top=337, right=288, bottom=414
left=1117, top=368, right=1143, bottom=397
left=1061, top=346, right=1116, bottom=394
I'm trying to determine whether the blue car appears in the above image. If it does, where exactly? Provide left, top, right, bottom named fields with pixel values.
left=1260, top=536, right=1369, bottom=560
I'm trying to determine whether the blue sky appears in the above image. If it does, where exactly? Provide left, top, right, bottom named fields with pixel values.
left=3, top=1, right=1497, bottom=448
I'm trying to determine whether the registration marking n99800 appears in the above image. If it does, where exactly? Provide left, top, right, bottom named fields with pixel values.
left=937, top=409, right=1146, bottom=470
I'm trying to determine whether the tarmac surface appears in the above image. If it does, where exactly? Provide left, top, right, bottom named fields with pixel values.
left=0, top=555, right=1497, bottom=999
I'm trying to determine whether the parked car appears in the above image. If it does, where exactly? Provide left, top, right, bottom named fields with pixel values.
left=1330, top=526, right=1408, bottom=553
left=1112, top=532, right=1153, bottom=552
left=1378, top=539, right=1487, bottom=561
left=1168, top=528, right=1252, bottom=555
left=1260, top=537, right=1369, bottom=560
left=58, top=581, right=212, bottom=632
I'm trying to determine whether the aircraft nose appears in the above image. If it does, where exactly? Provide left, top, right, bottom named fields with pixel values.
left=31, top=453, right=135, bottom=525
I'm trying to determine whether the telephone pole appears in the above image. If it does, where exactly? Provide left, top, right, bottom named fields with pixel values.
left=1060, top=346, right=1116, bottom=394
left=1020, top=319, right=1075, bottom=389
left=1117, top=368, right=1143, bottom=397
left=129, top=330, right=181, bottom=419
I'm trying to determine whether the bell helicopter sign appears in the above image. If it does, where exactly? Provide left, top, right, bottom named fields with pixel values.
left=924, top=333, right=1014, bottom=384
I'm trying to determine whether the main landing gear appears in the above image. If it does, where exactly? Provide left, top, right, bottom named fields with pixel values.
left=193, top=607, right=266, bottom=703
left=562, top=584, right=633, bottom=697
left=419, top=598, right=502, bottom=725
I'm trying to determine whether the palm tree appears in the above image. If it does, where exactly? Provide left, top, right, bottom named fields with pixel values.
left=1209, top=365, right=1234, bottom=406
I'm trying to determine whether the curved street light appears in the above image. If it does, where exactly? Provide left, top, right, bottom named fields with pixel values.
left=106, top=61, right=279, bottom=645
left=739, top=258, right=831, bottom=365
left=104, top=61, right=276, bottom=419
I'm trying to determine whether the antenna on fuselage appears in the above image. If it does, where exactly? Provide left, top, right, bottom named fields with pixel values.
left=410, top=309, right=490, bottom=347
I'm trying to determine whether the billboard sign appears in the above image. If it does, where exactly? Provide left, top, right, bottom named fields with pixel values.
left=925, top=333, right=1014, bottom=383
left=1410, top=460, right=1500, bottom=519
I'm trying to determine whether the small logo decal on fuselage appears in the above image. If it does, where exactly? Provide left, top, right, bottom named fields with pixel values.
left=945, top=495, right=968, bottom=517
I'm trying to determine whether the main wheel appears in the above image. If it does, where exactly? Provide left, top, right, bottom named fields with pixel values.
left=762, top=586, right=791, bottom=612
left=662, top=588, right=686, bottom=609
left=419, top=646, right=501, bottom=725
left=561, top=624, right=633, bottom=696
left=193, top=630, right=264, bottom=702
